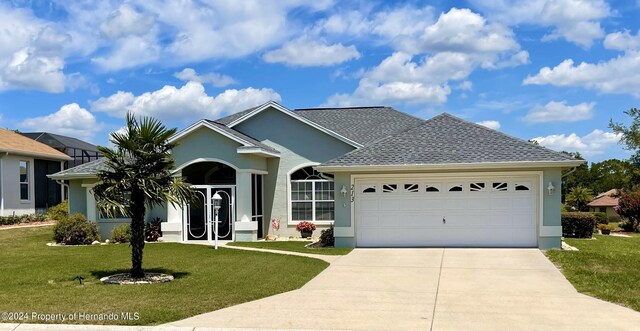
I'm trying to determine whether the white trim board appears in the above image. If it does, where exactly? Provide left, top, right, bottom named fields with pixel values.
left=317, top=160, right=584, bottom=172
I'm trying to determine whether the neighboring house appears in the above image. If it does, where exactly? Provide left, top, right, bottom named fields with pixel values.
left=588, top=189, right=620, bottom=218
left=21, top=132, right=102, bottom=168
left=0, top=128, right=71, bottom=216
left=49, top=101, right=583, bottom=248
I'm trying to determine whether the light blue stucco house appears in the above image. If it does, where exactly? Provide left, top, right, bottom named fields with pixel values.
left=49, top=101, right=583, bottom=249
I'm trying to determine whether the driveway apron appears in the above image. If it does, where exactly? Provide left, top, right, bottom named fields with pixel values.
left=168, top=248, right=640, bottom=330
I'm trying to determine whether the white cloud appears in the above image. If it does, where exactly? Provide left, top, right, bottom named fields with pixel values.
left=92, top=35, right=160, bottom=71
left=174, top=68, right=236, bottom=87
left=19, top=103, right=98, bottom=141
left=476, top=120, right=501, bottom=130
left=263, top=38, right=360, bottom=67
left=2, top=48, right=65, bottom=93
left=470, top=0, right=611, bottom=47
left=523, top=53, right=640, bottom=97
left=325, top=52, right=470, bottom=106
left=91, top=91, right=136, bottom=116
left=417, top=8, right=519, bottom=55
left=91, top=81, right=281, bottom=122
left=323, top=7, right=526, bottom=106
left=531, top=129, right=622, bottom=157
left=604, top=30, right=640, bottom=51
left=0, top=4, right=69, bottom=92
left=100, top=4, right=154, bottom=39
left=137, top=0, right=325, bottom=64
left=524, top=101, right=595, bottom=123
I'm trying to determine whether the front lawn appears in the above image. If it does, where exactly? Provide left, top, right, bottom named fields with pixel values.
left=546, top=235, right=640, bottom=311
left=227, top=241, right=353, bottom=255
left=0, top=227, right=328, bottom=325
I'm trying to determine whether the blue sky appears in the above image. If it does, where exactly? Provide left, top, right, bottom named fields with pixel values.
left=0, top=0, right=639, bottom=163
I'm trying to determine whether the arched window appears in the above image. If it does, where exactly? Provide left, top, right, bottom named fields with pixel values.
left=290, top=166, right=334, bottom=222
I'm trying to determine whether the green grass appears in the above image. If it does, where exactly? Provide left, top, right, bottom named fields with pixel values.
left=0, top=227, right=328, bottom=325
left=227, top=241, right=353, bottom=255
left=546, top=235, right=640, bottom=311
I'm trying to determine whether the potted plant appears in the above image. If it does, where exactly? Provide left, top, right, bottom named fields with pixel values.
left=296, top=221, right=316, bottom=238
left=597, top=223, right=615, bottom=235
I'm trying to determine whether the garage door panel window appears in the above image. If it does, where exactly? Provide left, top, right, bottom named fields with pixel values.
left=448, top=184, right=463, bottom=192
left=404, top=183, right=419, bottom=192
left=290, top=167, right=334, bottom=222
left=492, top=182, right=508, bottom=191
left=426, top=185, right=440, bottom=192
left=382, top=184, right=398, bottom=193
left=470, top=182, right=486, bottom=192
left=362, top=185, right=376, bottom=193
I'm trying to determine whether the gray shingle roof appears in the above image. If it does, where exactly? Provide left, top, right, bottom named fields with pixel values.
left=321, top=113, right=579, bottom=167
left=294, top=106, right=424, bottom=145
left=203, top=120, right=280, bottom=154
left=48, top=157, right=109, bottom=178
left=214, top=106, right=259, bottom=126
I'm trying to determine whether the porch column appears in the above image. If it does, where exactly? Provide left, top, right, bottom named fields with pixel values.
left=84, top=185, right=97, bottom=222
left=161, top=171, right=183, bottom=242
left=235, top=171, right=257, bottom=241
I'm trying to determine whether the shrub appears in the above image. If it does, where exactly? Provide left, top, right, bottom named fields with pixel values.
left=615, top=190, right=640, bottom=232
left=0, top=215, right=21, bottom=226
left=111, top=224, right=132, bottom=243
left=145, top=217, right=163, bottom=242
left=47, top=200, right=68, bottom=221
left=608, top=215, right=622, bottom=223
left=52, top=214, right=100, bottom=245
left=562, top=212, right=597, bottom=238
left=592, top=212, right=608, bottom=224
left=295, top=221, right=316, bottom=232
left=319, top=225, right=334, bottom=247
left=0, top=213, right=47, bottom=225
left=619, top=220, right=637, bottom=232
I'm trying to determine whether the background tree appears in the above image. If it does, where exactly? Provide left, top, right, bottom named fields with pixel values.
left=93, top=113, right=194, bottom=278
left=589, top=159, right=633, bottom=194
left=610, top=108, right=640, bottom=187
left=565, top=186, right=594, bottom=211
left=561, top=152, right=591, bottom=202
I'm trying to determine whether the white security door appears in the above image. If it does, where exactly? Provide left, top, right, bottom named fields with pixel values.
left=355, top=176, right=538, bottom=247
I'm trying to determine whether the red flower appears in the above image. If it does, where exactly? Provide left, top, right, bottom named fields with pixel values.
left=295, top=221, right=316, bottom=232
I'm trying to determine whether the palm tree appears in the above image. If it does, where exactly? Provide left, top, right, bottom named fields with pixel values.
left=565, top=186, right=594, bottom=212
left=93, top=113, right=194, bottom=278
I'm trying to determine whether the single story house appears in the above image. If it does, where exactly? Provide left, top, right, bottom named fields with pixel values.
left=49, top=101, right=583, bottom=248
left=0, top=128, right=71, bottom=216
left=588, top=189, right=620, bottom=218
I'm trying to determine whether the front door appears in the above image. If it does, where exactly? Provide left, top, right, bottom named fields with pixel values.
left=185, top=186, right=235, bottom=241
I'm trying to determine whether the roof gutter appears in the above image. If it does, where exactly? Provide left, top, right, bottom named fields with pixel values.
left=315, top=160, right=586, bottom=173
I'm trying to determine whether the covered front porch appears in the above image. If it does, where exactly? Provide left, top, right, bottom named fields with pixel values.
left=161, top=159, right=266, bottom=243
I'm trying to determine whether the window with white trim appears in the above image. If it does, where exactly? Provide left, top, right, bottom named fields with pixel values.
left=251, top=174, right=263, bottom=224
left=19, top=161, right=29, bottom=201
left=290, top=167, right=334, bottom=222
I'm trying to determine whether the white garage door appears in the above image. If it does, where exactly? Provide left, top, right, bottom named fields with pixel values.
left=355, top=176, right=538, bottom=247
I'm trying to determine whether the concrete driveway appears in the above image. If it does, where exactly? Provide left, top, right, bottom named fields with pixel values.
left=168, top=248, right=640, bottom=330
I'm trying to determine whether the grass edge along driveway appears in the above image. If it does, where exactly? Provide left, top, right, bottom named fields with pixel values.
left=546, top=234, right=640, bottom=312
left=227, top=240, right=353, bottom=255
left=0, top=227, right=328, bottom=325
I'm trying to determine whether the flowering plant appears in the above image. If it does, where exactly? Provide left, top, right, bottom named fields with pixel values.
left=295, top=221, right=316, bottom=232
